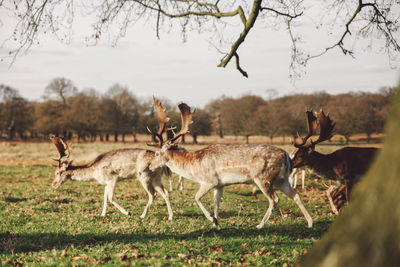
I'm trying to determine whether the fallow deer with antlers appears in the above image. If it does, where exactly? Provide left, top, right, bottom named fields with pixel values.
left=292, top=109, right=379, bottom=215
left=147, top=98, right=313, bottom=229
left=50, top=135, right=173, bottom=219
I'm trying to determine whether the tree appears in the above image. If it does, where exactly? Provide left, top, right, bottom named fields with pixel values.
left=253, top=101, right=286, bottom=144
left=42, top=78, right=77, bottom=138
left=326, top=94, right=360, bottom=144
left=0, top=85, right=33, bottom=140
left=301, top=86, right=400, bottom=267
left=356, top=93, right=387, bottom=142
left=2, top=1, right=398, bottom=79
left=219, top=95, right=265, bottom=144
left=68, top=89, right=102, bottom=142
left=101, top=84, right=141, bottom=142
left=190, top=109, right=212, bottom=144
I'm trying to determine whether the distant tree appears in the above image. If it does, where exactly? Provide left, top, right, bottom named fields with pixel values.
left=221, top=95, right=266, bottom=144
left=42, top=77, right=77, bottom=138
left=356, top=93, right=387, bottom=142
left=276, top=95, right=307, bottom=142
left=205, top=98, right=226, bottom=138
left=102, top=84, right=141, bottom=142
left=33, top=100, right=64, bottom=136
left=0, top=85, right=33, bottom=140
left=326, top=94, right=360, bottom=144
left=68, top=89, right=102, bottom=142
left=190, top=109, right=212, bottom=144
left=253, top=101, right=287, bottom=144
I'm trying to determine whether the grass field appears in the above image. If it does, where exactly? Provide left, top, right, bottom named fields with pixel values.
left=0, top=141, right=378, bottom=266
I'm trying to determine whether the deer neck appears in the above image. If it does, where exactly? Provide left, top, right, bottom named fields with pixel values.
left=67, top=164, right=96, bottom=182
left=165, top=149, right=198, bottom=179
left=306, top=151, right=338, bottom=181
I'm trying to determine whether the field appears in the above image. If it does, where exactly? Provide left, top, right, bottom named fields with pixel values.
left=0, top=140, right=380, bottom=266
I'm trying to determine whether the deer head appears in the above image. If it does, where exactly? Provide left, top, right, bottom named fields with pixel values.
left=292, top=109, right=336, bottom=168
left=49, top=134, right=72, bottom=188
left=147, top=97, right=193, bottom=170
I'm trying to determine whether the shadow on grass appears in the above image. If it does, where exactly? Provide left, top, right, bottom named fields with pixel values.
left=4, top=197, right=28, bottom=203
left=0, top=219, right=331, bottom=254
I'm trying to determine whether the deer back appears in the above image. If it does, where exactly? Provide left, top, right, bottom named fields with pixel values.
left=163, top=144, right=289, bottom=185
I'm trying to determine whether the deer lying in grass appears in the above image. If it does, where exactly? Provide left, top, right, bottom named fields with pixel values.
left=147, top=98, right=313, bottom=229
left=50, top=135, right=173, bottom=219
left=292, top=109, right=379, bottom=215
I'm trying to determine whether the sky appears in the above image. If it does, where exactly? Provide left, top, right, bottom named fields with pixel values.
left=0, top=3, right=399, bottom=108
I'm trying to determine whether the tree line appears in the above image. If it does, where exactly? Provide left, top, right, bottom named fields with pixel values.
left=0, top=78, right=394, bottom=144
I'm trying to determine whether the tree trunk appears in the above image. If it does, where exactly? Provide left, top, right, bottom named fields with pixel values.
left=7, top=120, right=15, bottom=140
left=366, top=133, right=371, bottom=143
left=245, top=135, right=250, bottom=144
left=192, top=134, right=198, bottom=144
left=114, top=133, right=118, bottom=142
left=301, top=87, right=400, bottom=266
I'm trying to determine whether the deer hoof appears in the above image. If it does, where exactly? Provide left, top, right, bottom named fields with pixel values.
left=212, top=217, right=218, bottom=226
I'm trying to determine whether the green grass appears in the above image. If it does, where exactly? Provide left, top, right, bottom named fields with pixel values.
left=0, top=142, right=338, bottom=266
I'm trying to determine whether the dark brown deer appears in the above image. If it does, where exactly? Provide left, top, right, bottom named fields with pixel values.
left=292, top=109, right=379, bottom=215
left=147, top=98, right=313, bottom=229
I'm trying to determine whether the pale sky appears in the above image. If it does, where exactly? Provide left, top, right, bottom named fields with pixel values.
left=0, top=4, right=399, bottom=108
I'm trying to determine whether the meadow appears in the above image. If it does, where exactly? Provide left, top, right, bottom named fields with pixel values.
left=0, top=139, right=380, bottom=266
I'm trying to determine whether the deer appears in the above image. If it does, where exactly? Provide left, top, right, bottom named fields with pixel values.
left=49, top=135, right=173, bottom=220
left=147, top=98, right=313, bottom=229
left=292, top=109, right=379, bottom=215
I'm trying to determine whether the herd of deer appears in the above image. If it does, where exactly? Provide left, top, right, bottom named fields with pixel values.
left=50, top=98, right=379, bottom=229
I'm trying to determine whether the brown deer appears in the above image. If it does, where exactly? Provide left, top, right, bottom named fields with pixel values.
left=50, top=135, right=173, bottom=219
left=292, top=109, right=379, bottom=215
left=147, top=98, right=313, bottom=229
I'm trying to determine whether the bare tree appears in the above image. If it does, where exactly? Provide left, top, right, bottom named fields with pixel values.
left=1, top=1, right=398, bottom=78
left=0, top=85, right=33, bottom=140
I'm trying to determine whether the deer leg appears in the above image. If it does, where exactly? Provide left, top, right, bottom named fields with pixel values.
left=252, top=185, right=258, bottom=199
left=278, top=181, right=313, bottom=228
left=326, top=184, right=340, bottom=215
left=101, top=184, right=109, bottom=216
left=195, top=183, right=218, bottom=226
left=253, top=179, right=276, bottom=229
left=138, top=176, right=155, bottom=219
left=301, top=169, right=306, bottom=189
left=153, top=177, right=174, bottom=220
left=213, top=187, right=224, bottom=220
left=165, top=167, right=173, bottom=191
left=106, top=178, right=129, bottom=216
left=178, top=175, right=184, bottom=191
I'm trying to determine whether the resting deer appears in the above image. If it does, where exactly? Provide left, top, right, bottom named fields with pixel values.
left=49, top=135, right=173, bottom=219
left=292, top=109, right=379, bottom=215
left=147, top=98, right=313, bottom=229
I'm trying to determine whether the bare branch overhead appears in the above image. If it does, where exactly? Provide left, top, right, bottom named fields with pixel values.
left=1, top=0, right=399, bottom=78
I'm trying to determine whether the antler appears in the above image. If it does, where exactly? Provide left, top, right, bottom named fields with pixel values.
left=311, top=110, right=336, bottom=146
left=169, top=103, right=194, bottom=143
left=147, top=97, right=170, bottom=146
left=294, top=109, right=318, bottom=148
left=294, top=109, right=336, bottom=149
left=49, top=134, right=70, bottom=165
